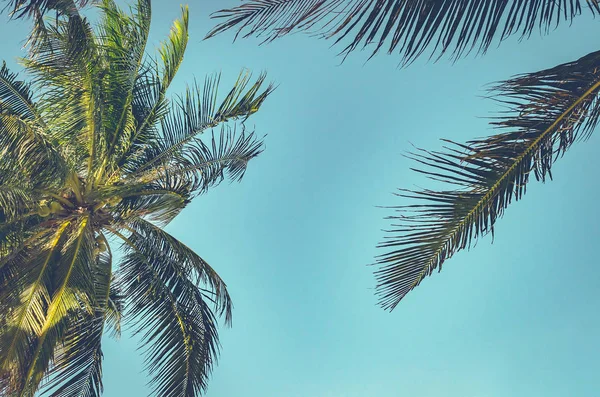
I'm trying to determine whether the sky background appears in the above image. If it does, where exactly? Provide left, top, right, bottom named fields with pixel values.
left=2, top=1, right=600, bottom=396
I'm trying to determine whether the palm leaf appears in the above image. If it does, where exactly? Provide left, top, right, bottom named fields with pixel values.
left=0, top=223, right=70, bottom=393
left=207, top=0, right=600, bottom=64
left=376, top=49, right=600, bottom=310
left=0, top=61, right=41, bottom=123
left=0, top=62, right=67, bottom=185
left=113, top=224, right=224, bottom=397
left=127, top=218, right=232, bottom=321
left=97, top=0, right=152, bottom=175
left=2, top=0, right=88, bottom=20
left=124, top=71, right=273, bottom=177
left=41, top=249, right=112, bottom=397
left=0, top=185, right=32, bottom=223
left=17, top=217, right=94, bottom=396
left=127, top=5, right=189, bottom=154
left=43, top=314, right=104, bottom=397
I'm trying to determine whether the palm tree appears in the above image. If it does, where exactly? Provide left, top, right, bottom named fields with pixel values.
left=0, top=1, right=274, bottom=396
left=206, top=0, right=600, bottom=309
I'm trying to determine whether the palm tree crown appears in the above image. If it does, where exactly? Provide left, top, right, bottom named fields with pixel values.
left=0, top=1, right=274, bottom=396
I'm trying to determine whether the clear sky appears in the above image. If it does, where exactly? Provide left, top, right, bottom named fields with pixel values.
left=2, top=1, right=600, bottom=396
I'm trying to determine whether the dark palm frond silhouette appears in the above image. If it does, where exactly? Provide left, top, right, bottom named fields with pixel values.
left=0, top=1, right=274, bottom=396
left=376, top=50, right=600, bottom=310
left=206, top=0, right=600, bottom=64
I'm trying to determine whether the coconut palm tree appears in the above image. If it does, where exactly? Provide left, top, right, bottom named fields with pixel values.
left=206, top=0, right=600, bottom=310
left=0, top=1, right=274, bottom=396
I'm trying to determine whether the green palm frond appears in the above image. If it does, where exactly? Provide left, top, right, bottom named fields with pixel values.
left=97, top=0, right=152, bottom=173
left=376, top=50, right=600, bottom=310
left=207, top=0, right=600, bottom=64
left=125, top=5, right=189, bottom=159
left=0, top=222, right=70, bottom=395
left=18, top=218, right=94, bottom=396
left=113, top=222, right=223, bottom=397
left=127, top=218, right=232, bottom=321
left=44, top=313, right=104, bottom=397
left=105, top=277, right=124, bottom=338
left=21, top=10, right=100, bottom=172
left=125, top=71, right=273, bottom=177
left=0, top=62, right=67, bottom=185
left=0, top=61, right=40, bottom=122
left=0, top=185, right=32, bottom=223
left=42, top=249, right=112, bottom=397
left=131, top=126, right=264, bottom=202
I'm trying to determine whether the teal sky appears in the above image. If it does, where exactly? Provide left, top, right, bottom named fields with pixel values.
left=2, top=1, right=600, bottom=396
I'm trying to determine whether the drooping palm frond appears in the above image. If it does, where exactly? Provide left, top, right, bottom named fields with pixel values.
left=112, top=221, right=223, bottom=397
left=0, top=223, right=70, bottom=390
left=105, top=276, right=123, bottom=338
left=18, top=218, right=95, bottom=396
left=207, top=0, right=600, bottom=64
left=127, top=218, right=232, bottom=321
left=44, top=314, right=105, bottom=397
left=376, top=50, right=600, bottom=310
left=42, top=249, right=112, bottom=397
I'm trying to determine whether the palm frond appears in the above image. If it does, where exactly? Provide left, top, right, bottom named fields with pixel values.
left=208, top=0, right=600, bottom=64
left=159, top=126, right=265, bottom=196
left=0, top=61, right=41, bottom=123
left=41, top=249, right=112, bottom=397
left=42, top=314, right=104, bottom=397
left=97, top=0, right=152, bottom=175
left=0, top=222, right=70, bottom=395
left=127, top=217, right=232, bottom=321
left=125, top=71, right=273, bottom=176
left=17, top=218, right=94, bottom=396
left=2, top=0, right=88, bottom=20
left=115, top=186, right=188, bottom=226
left=0, top=185, right=33, bottom=223
left=113, top=224, right=223, bottom=397
left=376, top=49, right=600, bottom=310
left=0, top=62, right=68, bottom=185
left=128, top=5, right=189, bottom=153
left=105, top=277, right=123, bottom=338
left=21, top=9, right=100, bottom=172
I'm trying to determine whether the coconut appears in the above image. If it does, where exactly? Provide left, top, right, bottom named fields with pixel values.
left=37, top=205, right=50, bottom=217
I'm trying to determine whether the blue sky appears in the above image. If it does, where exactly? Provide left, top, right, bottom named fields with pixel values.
left=2, top=1, right=600, bottom=396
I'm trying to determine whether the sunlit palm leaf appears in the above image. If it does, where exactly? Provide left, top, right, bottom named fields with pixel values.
left=208, top=0, right=600, bottom=64
left=376, top=50, right=600, bottom=310
left=18, top=218, right=94, bottom=396
left=0, top=223, right=70, bottom=393
left=42, top=249, right=112, bottom=397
